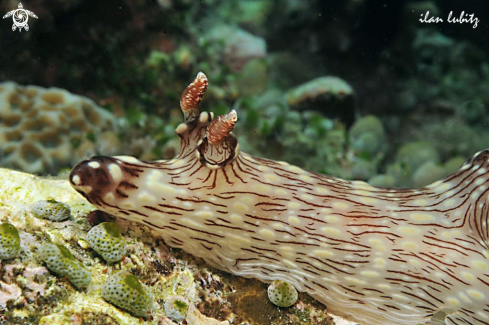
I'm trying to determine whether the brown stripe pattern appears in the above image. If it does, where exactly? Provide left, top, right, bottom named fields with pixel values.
left=69, top=73, right=489, bottom=325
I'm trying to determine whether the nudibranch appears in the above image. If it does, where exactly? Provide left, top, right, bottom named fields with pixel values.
left=70, top=72, right=489, bottom=325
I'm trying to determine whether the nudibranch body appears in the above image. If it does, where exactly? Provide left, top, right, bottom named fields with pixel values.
left=70, top=72, right=489, bottom=325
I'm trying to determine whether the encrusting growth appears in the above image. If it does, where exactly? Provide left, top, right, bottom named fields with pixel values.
left=70, top=72, right=489, bottom=325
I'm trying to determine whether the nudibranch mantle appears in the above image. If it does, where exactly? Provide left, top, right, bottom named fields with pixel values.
left=70, top=72, right=489, bottom=325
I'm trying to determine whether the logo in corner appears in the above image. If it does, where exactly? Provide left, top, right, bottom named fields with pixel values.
left=3, top=3, right=38, bottom=32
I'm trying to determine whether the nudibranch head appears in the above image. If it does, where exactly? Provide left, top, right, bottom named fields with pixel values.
left=70, top=72, right=241, bottom=208
left=70, top=72, right=489, bottom=325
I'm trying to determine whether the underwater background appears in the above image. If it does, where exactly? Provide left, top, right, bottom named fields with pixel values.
left=1, top=0, right=489, bottom=324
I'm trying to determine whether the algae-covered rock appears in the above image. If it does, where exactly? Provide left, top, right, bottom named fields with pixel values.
left=386, top=161, right=412, bottom=188
left=396, top=141, right=440, bottom=173
left=351, top=158, right=377, bottom=181
left=349, top=115, right=386, bottom=155
left=285, top=76, right=355, bottom=124
left=444, top=156, right=466, bottom=174
left=205, top=25, right=267, bottom=73
left=368, top=174, right=396, bottom=188
left=237, top=59, right=269, bottom=96
left=412, top=161, right=447, bottom=188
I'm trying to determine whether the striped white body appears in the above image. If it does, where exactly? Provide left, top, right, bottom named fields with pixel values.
left=71, top=145, right=489, bottom=325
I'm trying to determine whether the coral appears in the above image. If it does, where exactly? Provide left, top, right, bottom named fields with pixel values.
left=350, top=157, right=376, bottom=181
left=286, top=76, right=353, bottom=106
left=164, top=295, right=190, bottom=322
left=0, top=82, right=118, bottom=174
left=444, top=156, right=466, bottom=174
left=0, top=281, right=22, bottom=309
left=86, top=222, right=127, bottom=262
left=367, top=174, right=396, bottom=188
left=235, top=92, right=350, bottom=179
left=38, top=243, right=92, bottom=289
left=237, top=59, right=269, bottom=96
left=395, top=141, right=440, bottom=174
left=285, top=76, right=355, bottom=124
left=0, top=223, right=21, bottom=260
left=31, top=199, right=71, bottom=222
left=267, top=280, right=298, bottom=308
left=101, top=270, right=154, bottom=317
left=205, top=25, right=267, bottom=73
left=349, top=115, right=386, bottom=156
left=412, top=161, right=447, bottom=188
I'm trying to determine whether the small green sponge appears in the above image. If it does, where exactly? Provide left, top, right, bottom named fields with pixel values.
left=0, top=223, right=21, bottom=260
left=86, top=222, right=127, bottom=262
left=102, top=270, right=154, bottom=317
left=164, top=295, right=190, bottom=322
left=267, top=280, right=298, bottom=308
left=38, top=243, right=91, bottom=289
left=31, top=199, right=71, bottom=221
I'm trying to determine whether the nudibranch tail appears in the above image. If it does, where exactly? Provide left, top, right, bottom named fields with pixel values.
left=70, top=73, right=489, bottom=325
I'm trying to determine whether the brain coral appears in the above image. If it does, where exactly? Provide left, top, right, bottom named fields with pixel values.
left=0, top=82, right=118, bottom=174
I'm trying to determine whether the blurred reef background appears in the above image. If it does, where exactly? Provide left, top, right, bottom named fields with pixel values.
left=1, top=0, right=489, bottom=324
